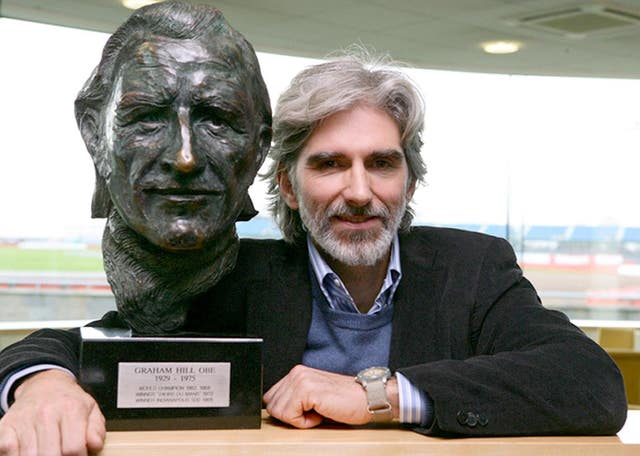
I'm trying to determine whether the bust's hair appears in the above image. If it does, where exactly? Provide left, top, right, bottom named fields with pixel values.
left=76, top=1, right=271, bottom=218
left=264, top=51, right=427, bottom=243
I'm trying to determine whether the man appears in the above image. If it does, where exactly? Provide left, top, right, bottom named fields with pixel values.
left=256, top=58, right=627, bottom=431
left=0, top=35, right=628, bottom=456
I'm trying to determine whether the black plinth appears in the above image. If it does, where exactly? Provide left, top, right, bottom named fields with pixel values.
left=79, top=327, right=262, bottom=431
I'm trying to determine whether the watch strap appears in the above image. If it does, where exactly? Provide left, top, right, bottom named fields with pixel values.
left=363, top=377, right=393, bottom=422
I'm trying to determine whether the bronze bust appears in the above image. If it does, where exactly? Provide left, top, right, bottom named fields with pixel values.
left=75, top=1, right=272, bottom=334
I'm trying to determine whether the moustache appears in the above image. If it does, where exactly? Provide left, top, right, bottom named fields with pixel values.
left=325, top=202, right=390, bottom=219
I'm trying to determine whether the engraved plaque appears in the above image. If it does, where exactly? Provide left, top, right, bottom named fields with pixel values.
left=116, top=362, right=231, bottom=408
left=79, top=327, right=262, bottom=430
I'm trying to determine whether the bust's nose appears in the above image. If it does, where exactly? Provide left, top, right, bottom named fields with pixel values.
left=174, top=107, right=198, bottom=174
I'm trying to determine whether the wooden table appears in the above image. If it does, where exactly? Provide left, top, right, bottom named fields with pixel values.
left=98, top=410, right=640, bottom=455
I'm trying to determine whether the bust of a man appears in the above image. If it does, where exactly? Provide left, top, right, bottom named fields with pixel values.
left=75, top=1, right=271, bottom=334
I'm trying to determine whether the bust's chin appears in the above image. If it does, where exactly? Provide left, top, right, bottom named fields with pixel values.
left=142, top=216, right=233, bottom=252
left=103, top=210, right=239, bottom=334
left=158, top=222, right=208, bottom=251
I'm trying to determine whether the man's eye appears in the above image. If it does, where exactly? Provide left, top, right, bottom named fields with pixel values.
left=373, top=160, right=391, bottom=168
left=318, top=160, right=339, bottom=169
left=371, top=157, right=402, bottom=170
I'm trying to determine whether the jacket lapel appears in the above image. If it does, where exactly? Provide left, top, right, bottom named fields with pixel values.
left=389, top=231, right=449, bottom=369
left=247, top=242, right=313, bottom=390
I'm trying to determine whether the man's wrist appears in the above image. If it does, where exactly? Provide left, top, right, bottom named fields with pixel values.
left=385, top=376, right=400, bottom=419
left=1, top=365, right=75, bottom=412
left=355, top=367, right=394, bottom=422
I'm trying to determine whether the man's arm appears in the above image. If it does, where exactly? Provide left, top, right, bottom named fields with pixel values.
left=0, top=311, right=127, bottom=402
left=0, top=317, right=117, bottom=455
left=0, top=370, right=105, bottom=456
left=263, top=365, right=399, bottom=427
left=263, top=366, right=434, bottom=428
left=397, top=237, right=628, bottom=436
left=0, top=328, right=82, bottom=388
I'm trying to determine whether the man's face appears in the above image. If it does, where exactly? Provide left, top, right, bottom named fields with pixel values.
left=100, top=36, right=262, bottom=251
left=281, top=105, right=415, bottom=266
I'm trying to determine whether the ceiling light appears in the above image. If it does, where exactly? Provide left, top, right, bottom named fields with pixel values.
left=121, top=0, right=164, bottom=10
left=481, top=40, right=522, bottom=54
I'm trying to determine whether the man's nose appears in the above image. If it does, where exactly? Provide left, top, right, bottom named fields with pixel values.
left=342, top=163, right=373, bottom=206
left=170, top=108, right=199, bottom=174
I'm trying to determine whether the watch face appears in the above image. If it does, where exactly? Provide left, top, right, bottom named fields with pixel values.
left=358, top=366, right=391, bottom=382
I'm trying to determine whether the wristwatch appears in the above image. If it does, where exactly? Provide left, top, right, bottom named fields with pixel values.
left=355, top=366, right=393, bottom=422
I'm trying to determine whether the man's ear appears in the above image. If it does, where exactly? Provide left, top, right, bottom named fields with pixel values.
left=277, top=167, right=299, bottom=210
left=406, top=178, right=417, bottom=202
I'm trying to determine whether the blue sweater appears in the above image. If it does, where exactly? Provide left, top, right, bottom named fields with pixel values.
left=302, top=273, right=394, bottom=375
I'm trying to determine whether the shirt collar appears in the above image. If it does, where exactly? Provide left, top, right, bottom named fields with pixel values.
left=307, top=233, right=402, bottom=314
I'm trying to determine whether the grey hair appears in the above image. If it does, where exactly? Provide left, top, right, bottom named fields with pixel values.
left=264, top=51, right=427, bottom=243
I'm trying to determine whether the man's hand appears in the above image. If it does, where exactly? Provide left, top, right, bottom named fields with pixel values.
left=263, top=365, right=397, bottom=428
left=0, top=369, right=105, bottom=456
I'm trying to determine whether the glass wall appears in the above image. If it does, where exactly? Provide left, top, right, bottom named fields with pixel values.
left=405, top=69, right=640, bottom=322
left=1, top=18, right=640, bottom=324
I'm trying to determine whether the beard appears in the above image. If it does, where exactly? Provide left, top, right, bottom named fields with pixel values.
left=297, top=193, right=407, bottom=267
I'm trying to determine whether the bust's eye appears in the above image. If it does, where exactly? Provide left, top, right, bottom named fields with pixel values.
left=194, top=108, right=224, bottom=127
left=119, top=107, right=168, bottom=131
left=136, top=112, right=166, bottom=128
left=193, top=106, right=245, bottom=134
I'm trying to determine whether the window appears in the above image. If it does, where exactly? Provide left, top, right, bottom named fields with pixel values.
left=2, top=18, right=640, bottom=326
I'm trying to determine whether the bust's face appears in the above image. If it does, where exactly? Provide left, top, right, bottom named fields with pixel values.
left=100, top=35, right=263, bottom=251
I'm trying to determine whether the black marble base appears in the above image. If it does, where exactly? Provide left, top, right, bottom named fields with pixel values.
left=79, top=327, right=262, bottom=431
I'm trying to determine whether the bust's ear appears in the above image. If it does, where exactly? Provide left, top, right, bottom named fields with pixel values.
left=78, top=109, right=113, bottom=218
left=78, top=110, right=111, bottom=178
left=78, top=111, right=100, bottom=161
left=255, top=124, right=272, bottom=170
left=91, top=171, right=113, bottom=219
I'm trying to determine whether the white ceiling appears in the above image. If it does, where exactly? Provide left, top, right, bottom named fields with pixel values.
left=2, top=0, right=640, bottom=78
